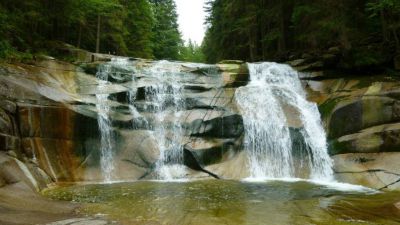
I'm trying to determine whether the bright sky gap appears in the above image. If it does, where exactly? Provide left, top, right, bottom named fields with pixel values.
left=175, top=0, right=207, bottom=45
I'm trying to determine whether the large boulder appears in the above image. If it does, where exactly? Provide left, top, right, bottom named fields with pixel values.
left=326, top=96, right=400, bottom=139
left=217, top=61, right=249, bottom=87
left=307, top=73, right=400, bottom=190
left=314, top=78, right=400, bottom=154
left=0, top=152, right=49, bottom=191
left=329, top=123, right=400, bottom=155
left=190, top=114, right=244, bottom=138
left=184, top=137, right=242, bottom=167
left=333, top=153, right=400, bottom=190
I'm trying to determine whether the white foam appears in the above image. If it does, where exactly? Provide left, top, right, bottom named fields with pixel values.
left=310, top=180, right=378, bottom=193
left=241, top=177, right=378, bottom=193
left=235, top=62, right=334, bottom=180
left=242, top=177, right=304, bottom=183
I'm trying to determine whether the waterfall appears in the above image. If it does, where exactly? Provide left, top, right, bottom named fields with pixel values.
left=96, top=58, right=130, bottom=182
left=142, top=61, right=186, bottom=180
left=235, top=62, right=333, bottom=181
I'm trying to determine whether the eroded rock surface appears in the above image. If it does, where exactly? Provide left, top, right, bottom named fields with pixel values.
left=0, top=58, right=253, bottom=182
left=333, top=153, right=400, bottom=190
left=309, top=73, right=400, bottom=189
left=1, top=54, right=400, bottom=192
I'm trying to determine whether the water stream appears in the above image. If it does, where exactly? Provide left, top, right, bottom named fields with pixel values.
left=53, top=60, right=400, bottom=225
left=43, top=180, right=400, bottom=225
left=142, top=61, right=187, bottom=180
left=96, top=58, right=132, bottom=182
left=235, top=62, right=333, bottom=180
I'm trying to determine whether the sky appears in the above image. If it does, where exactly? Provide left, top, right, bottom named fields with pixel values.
left=175, top=0, right=207, bottom=45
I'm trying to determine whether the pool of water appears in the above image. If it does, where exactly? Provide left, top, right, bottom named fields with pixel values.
left=42, top=180, right=400, bottom=225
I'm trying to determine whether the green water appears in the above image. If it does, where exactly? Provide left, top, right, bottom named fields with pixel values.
left=43, top=180, right=400, bottom=225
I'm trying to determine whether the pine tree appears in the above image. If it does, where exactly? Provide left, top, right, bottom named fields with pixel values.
left=121, top=0, right=155, bottom=58
left=202, top=0, right=397, bottom=68
left=150, top=0, right=183, bottom=60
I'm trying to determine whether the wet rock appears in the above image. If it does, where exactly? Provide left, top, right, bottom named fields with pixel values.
left=0, top=134, right=20, bottom=151
left=327, top=100, right=363, bottom=138
left=109, top=91, right=130, bottom=104
left=183, top=85, right=213, bottom=93
left=330, top=123, right=400, bottom=155
left=287, top=59, right=307, bottom=67
left=0, top=99, right=16, bottom=114
left=80, top=62, right=101, bottom=75
left=327, top=96, right=400, bottom=139
left=184, top=138, right=242, bottom=167
left=0, top=152, right=43, bottom=191
left=295, top=61, right=324, bottom=72
left=333, top=152, right=400, bottom=190
left=6, top=150, right=17, bottom=158
left=317, top=78, right=400, bottom=140
left=184, top=88, right=237, bottom=110
left=190, top=114, right=244, bottom=138
left=204, top=151, right=250, bottom=179
left=0, top=181, right=78, bottom=225
left=217, top=63, right=249, bottom=87
left=18, top=103, right=99, bottom=140
left=185, top=98, right=217, bottom=110
left=21, top=138, right=88, bottom=182
left=116, top=130, right=159, bottom=169
left=0, top=108, right=14, bottom=135
left=218, top=60, right=244, bottom=64
left=46, top=218, right=114, bottom=225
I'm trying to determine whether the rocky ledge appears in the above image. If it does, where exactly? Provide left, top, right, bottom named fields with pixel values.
left=0, top=47, right=399, bottom=204
left=307, top=71, right=400, bottom=190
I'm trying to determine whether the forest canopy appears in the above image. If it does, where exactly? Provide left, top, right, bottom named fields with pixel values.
left=202, top=0, right=400, bottom=69
left=0, top=0, right=200, bottom=61
left=1, top=0, right=399, bottom=70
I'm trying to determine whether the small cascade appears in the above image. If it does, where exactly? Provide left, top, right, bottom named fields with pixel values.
left=142, top=61, right=187, bottom=180
left=96, top=58, right=131, bottom=182
left=235, top=62, right=333, bottom=181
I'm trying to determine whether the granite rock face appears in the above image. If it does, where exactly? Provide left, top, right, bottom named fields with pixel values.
left=1, top=54, right=400, bottom=190
left=308, top=73, right=400, bottom=189
left=0, top=58, right=253, bottom=182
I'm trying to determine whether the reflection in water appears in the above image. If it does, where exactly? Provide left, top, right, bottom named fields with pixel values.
left=43, top=180, right=400, bottom=225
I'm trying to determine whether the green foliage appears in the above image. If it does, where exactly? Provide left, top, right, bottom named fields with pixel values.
left=367, top=0, right=400, bottom=51
left=123, top=0, right=155, bottom=58
left=0, top=0, right=182, bottom=60
left=150, top=0, right=182, bottom=60
left=179, top=40, right=205, bottom=63
left=203, top=0, right=400, bottom=68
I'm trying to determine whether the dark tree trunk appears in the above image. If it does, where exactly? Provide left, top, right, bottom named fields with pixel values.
left=77, top=24, right=82, bottom=48
left=393, top=29, right=400, bottom=53
left=381, top=9, right=389, bottom=42
left=96, top=14, right=101, bottom=53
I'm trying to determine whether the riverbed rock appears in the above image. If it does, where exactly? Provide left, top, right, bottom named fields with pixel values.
left=116, top=130, right=159, bottom=169
left=307, top=74, right=400, bottom=189
left=190, top=114, right=244, bottom=138
left=2, top=52, right=400, bottom=193
left=333, top=152, right=400, bottom=190
left=329, top=123, right=400, bottom=155
left=184, top=137, right=242, bottom=167
left=216, top=62, right=249, bottom=87
left=326, top=96, right=400, bottom=139
left=45, top=218, right=116, bottom=225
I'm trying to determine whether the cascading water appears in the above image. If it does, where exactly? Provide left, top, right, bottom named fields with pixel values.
left=142, top=61, right=186, bottom=180
left=235, top=62, right=333, bottom=181
left=96, top=58, right=131, bottom=182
